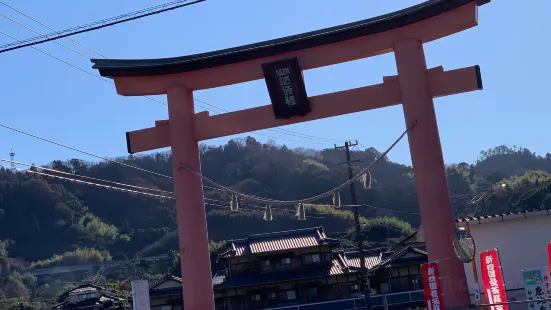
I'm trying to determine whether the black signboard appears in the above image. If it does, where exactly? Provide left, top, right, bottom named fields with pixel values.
left=262, top=58, right=311, bottom=119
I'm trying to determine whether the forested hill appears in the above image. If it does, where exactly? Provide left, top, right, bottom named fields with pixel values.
left=1, top=138, right=551, bottom=307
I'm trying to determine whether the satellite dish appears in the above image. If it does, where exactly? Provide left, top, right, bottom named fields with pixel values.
left=452, top=227, right=476, bottom=263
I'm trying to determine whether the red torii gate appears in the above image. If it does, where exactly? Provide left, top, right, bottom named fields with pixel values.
left=92, top=0, right=489, bottom=309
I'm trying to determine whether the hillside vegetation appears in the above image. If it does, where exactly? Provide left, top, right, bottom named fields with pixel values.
left=1, top=138, right=550, bottom=309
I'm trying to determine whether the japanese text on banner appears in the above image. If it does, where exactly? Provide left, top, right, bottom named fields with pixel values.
left=480, top=249, right=509, bottom=310
left=544, top=267, right=551, bottom=309
left=422, top=262, right=445, bottom=310
left=523, top=269, right=551, bottom=310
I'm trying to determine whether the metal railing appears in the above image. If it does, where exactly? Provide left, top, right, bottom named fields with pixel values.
left=472, top=297, right=551, bottom=310
left=390, top=297, right=551, bottom=310
left=262, top=290, right=424, bottom=310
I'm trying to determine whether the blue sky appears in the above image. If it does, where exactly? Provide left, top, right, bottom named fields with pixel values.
left=0, top=0, right=549, bottom=167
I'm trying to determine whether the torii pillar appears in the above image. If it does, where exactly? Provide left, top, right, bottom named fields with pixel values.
left=91, top=0, right=490, bottom=308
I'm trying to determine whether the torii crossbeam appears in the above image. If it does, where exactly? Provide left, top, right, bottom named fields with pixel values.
left=91, top=0, right=489, bottom=309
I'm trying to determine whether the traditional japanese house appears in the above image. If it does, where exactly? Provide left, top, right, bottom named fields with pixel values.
left=51, top=283, right=126, bottom=310
left=137, top=226, right=429, bottom=310
left=135, top=274, right=184, bottom=310
left=211, top=227, right=362, bottom=309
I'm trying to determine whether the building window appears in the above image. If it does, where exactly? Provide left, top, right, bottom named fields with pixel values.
left=278, top=290, right=297, bottom=301
left=251, top=294, right=261, bottom=301
left=350, top=283, right=360, bottom=293
left=412, top=278, right=421, bottom=290
left=151, top=306, right=172, bottom=310
left=78, top=294, right=86, bottom=300
left=308, top=287, right=318, bottom=297
left=322, top=252, right=333, bottom=262
left=230, top=263, right=249, bottom=274
left=303, top=254, right=321, bottom=265
left=267, top=292, right=277, bottom=300
left=409, top=265, right=420, bottom=275
left=279, top=257, right=291, bottom=269
left=380, top=283, right=390, bottom=294
left=260, top=260, right=271, bottom=272
left=398, top=266, right=409, bottom=276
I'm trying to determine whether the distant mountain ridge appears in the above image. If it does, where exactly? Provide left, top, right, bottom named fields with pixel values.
left=0, top=139, right=550, bottom=307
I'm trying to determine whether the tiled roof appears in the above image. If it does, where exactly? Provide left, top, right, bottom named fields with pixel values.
left=455, top=208, right=551, bottom=223
left=387, top=228, right=425, bottom=252
left=69, top=284, right=105, bottom=294
left=343, top=249, right=383, bottom=270
left=213, top=257, right=350, bottom=289
left=51, top=294, right=123, bottom=309
left=219, top=227, right=338, bottom=258
left=375, top=246, right=427, bottom=269
left=389, top=208, right=551, bottom=250
left=149, top=273, right=182, bottom=289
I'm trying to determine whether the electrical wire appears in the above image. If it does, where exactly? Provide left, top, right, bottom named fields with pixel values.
left=0, top=122, right=173, bottom=179
left=0, top=30, right=326, bottom=145
left=0, top=1, right=108, bottom=58
left=0, top=122, right=316, bottom=197
left=193, top=98, right=345, bottom=142
left=340, top=204, right=420, bottom=215
left=1, top=157, right=329, bottom=217
left=0, top=0, right=206, bottom=54
left=2, top=164, right=326, bottom=220
left=0, top=156, right=342, bottom=220
left=0, top=13, right=342, bottom=144
left=2, top=119, right=414, bottom=206
left=179, top=121, right=416, bottom=206
left=0, top=158, right=174, bottom=195
left=2, top=165, right=173, bottom=200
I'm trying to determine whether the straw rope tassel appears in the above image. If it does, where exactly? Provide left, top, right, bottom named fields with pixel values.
left=296, top=203, right=306, bottom=220
left=263, top=205, right=273, bottom=221
left=333, top=191, right=341, bottom=207
left=230, top=194, right=239, bottom=211
left=361, top=170, right=372, bottom=189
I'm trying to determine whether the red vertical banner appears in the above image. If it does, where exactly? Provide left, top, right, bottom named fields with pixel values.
left=547, top=243, right=551, bottom=298
left=480, top=249, right=509, bottom=310
left=422, top=261, right=445, bottom=310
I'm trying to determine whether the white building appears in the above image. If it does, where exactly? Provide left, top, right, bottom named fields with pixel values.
left=457, top=208, right=551, bottom=304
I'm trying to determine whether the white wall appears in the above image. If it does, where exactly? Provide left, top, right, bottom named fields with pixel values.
left=460, top=211, right=551, bottom=296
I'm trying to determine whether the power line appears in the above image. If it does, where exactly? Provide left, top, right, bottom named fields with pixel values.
left=179, top=122, right=415, bottom=206
left=0, top=1, right=107, bottom=58
left=0, top=9, right=342, bottom=144
left=3, top=165, right=173, bottom=200
left=0, top=12, right=91, bottom=59
left=0, top=158, right=174, bottom=196
left=193, top=98, right=345, bottom=142
left=0, top=116, right=413, bottom=208
left=0, top=122, right=314, bottom=198
left=341, top=204, right=420, bottom=215
left=0, top=122, right=324, bottom=194
left=0, top=122, right=173, bottom=180
left=0, top=0, right=206, bottom=54
left=2, top=164, right=326, bottom=220
left=0, top=157, right=318, bottom=214
left=0, top=157, right=328, bottom=217
left=1, top=30, right=327, bottom=146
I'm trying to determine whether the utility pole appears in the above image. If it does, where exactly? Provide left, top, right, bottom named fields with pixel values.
left=9, top=149, right=16, bottom=173
left=335, top=141, right=371, bottom=310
